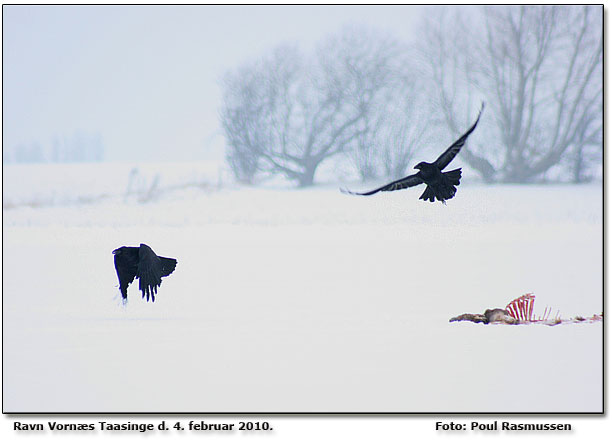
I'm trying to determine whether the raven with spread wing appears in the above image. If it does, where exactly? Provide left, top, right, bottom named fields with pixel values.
left=342, top=103, right=484, bottom=204
left=112, top=243, right=177, bottom=302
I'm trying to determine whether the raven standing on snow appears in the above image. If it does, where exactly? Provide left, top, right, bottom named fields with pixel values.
left=113, top=243, right=177, bottom=302
left=342, top=103, right=484, bottom=204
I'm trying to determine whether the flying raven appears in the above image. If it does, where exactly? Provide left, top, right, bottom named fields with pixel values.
left=342, top=103, right=484, bottom=204
left=112, top=243, right=177, bottom=302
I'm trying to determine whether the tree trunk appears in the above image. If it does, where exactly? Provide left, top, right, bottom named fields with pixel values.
left=297, top=164, right=317, bottom=187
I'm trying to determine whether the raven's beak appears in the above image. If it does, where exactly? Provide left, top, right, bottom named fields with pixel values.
left=112, top=249, right=119, bottom=255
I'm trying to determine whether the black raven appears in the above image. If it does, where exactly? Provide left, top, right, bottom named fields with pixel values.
left=342, top=103, right=484, bottom=204
left=112, top=243, right=177, bottom=302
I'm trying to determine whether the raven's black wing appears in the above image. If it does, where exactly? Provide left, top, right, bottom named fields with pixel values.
left=137, top=243, right=164, bottom=302
left=341, top=173, right=424, bottom=196
left=113, top=247, right=139, bottom=300
left=434, top=102, right=484, bottom=170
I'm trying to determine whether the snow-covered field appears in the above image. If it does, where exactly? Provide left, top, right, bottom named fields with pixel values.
left=2, top=162, right=602, bottom=412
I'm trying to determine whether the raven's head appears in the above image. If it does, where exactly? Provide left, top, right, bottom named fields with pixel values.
left=414, top=162, right=427, bottom=170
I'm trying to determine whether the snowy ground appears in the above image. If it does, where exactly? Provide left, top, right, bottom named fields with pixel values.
left=2, top=162, right=603, bottom=412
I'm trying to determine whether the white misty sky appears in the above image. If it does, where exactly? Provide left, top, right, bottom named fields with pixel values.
left=3, top=4, right=430, bottom=162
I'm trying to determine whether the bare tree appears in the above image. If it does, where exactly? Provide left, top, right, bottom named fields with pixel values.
left=221, top=62, right=271, bottom=184
left=222, top=41, right=368, bottom=187
left=221, top=28, right=427, bottom=187
left=378, top=82, right=432, bottom=180
left=420, top=5, right=602, bottom=183
left=321, top=28, right=402, bottom=181
left=564, top=105, right=602, bottom=182
left=321, top=28, right=432, bottom=181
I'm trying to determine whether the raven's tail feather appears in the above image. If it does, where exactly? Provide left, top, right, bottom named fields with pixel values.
left=419, top=186, right=436, bottom=203
left=420, top=169, right=462, bottom=204
left=436, top=168, right=461, bottom=202
left=444, top=168, right=462, bottom=186
left=438, top=185, right=457, bottom=202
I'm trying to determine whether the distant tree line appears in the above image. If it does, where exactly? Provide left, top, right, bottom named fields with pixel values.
left=3, top=132, right=105, bottom=164
left=220, top=5, right=601, bottom=186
